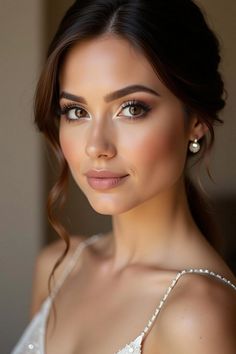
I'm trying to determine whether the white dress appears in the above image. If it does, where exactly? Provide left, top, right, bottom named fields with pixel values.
left=11, top=233, right=236, bottom=354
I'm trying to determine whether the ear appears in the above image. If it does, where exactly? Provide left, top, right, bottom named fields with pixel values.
left=188, top=115, right=209, bottom=141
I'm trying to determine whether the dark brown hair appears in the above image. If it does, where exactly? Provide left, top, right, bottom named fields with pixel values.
left=34, top=0, right=226, bottom=325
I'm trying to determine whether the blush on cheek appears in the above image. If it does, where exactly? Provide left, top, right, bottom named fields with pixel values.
left=134, top=121, right=187, bottom=192
left=59, top=134, right=69, bottom=160
left=59, top=134, right=83, bottom=185
left=59, top=132, right=78, bottom=165
left=141, top=127, right=177, bottom=165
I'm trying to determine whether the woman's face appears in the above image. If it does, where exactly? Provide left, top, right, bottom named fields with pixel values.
left=59, top=35, right=197, bottom=215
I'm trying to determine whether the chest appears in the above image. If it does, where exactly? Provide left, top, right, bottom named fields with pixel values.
left=45, top=269, right=170, bottom=354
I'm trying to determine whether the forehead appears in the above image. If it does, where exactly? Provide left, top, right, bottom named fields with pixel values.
left=59, top=34, right=167, bottom=94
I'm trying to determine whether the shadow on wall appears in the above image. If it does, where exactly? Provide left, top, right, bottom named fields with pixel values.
left=214, top=197, right=236, bottom=274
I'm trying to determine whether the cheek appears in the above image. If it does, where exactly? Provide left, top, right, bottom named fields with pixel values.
left=59, top=127, right=82, bottom=167
left=141, top=129, right=175, bottom=163
left=128, top=115, right=187, bottom=181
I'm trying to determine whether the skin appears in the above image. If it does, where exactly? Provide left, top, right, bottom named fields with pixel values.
left=41, top=34, right=236, bottom=354
left=59, top=34, right=208, bottom=270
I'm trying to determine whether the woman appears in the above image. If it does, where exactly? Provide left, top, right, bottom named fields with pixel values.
left=12, top=1, right=236, bottom=353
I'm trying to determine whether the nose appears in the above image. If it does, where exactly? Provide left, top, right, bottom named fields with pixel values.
left=85, top=120, right=116, bottom=160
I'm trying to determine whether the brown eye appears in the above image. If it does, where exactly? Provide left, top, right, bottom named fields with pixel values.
left=128, top=105, right=143, bottom=116
left=68, top=107, right=87, bottom=119
left=119, top=100, right=151, bottom=120
left=60, top=104, right=90, bottom=122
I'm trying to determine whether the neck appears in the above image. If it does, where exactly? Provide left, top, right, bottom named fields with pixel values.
left=108, top=176, right=200, bottom=272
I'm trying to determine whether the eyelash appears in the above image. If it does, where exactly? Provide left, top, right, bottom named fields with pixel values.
left=58, top=99, right=152, bottom=123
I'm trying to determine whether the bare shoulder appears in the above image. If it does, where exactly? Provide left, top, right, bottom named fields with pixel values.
left=29, top=234, right=85, bottom=319
left=157, top=272, right=236, bottom=354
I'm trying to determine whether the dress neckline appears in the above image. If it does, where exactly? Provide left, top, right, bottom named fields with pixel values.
left=42, top=233, right=236, bottom=354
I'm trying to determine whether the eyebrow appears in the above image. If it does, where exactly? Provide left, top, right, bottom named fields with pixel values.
left=59, top=84, right=160, bottom=104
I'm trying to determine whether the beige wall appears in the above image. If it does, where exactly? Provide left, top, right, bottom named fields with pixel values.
left=0, top=0, right=44, bottom=352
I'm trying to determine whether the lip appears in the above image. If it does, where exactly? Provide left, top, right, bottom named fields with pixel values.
left=85, top=169, right=129, bottom=178
left=86, top=175, right=129, bottom=191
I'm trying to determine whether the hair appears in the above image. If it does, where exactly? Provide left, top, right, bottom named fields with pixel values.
left=34, top=0, right=226, bottom=326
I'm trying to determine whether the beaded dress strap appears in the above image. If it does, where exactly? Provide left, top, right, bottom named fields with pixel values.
left=50, top=233, right=103, bottom=300
left=137, top=268, right=236, bottom=343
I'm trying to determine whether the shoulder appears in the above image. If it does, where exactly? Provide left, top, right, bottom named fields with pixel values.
left=30, top=235, right=85, bottom=318
left=157, top=272, right=236, bottom=354
left=34, top=235, right=85, bottom=284
left=37, top=235, right=84, bottom=265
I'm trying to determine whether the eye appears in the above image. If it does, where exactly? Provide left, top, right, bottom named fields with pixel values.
left=59, top=99, right=152, bottom=123
left=59, top=104, right=89, bottom=122
left=118, top=100, right=151, bottom=120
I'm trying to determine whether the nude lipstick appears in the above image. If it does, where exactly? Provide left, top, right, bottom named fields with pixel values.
left=85, top=170, right=129, bottom=191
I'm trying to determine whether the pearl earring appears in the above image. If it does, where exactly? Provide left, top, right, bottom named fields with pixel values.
left=189, top=138, right=200, bottom=153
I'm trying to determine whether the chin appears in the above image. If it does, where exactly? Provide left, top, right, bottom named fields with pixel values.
left=86, top=195, right=138, bottom=216
left=87, top=199, right=125, bottom=216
